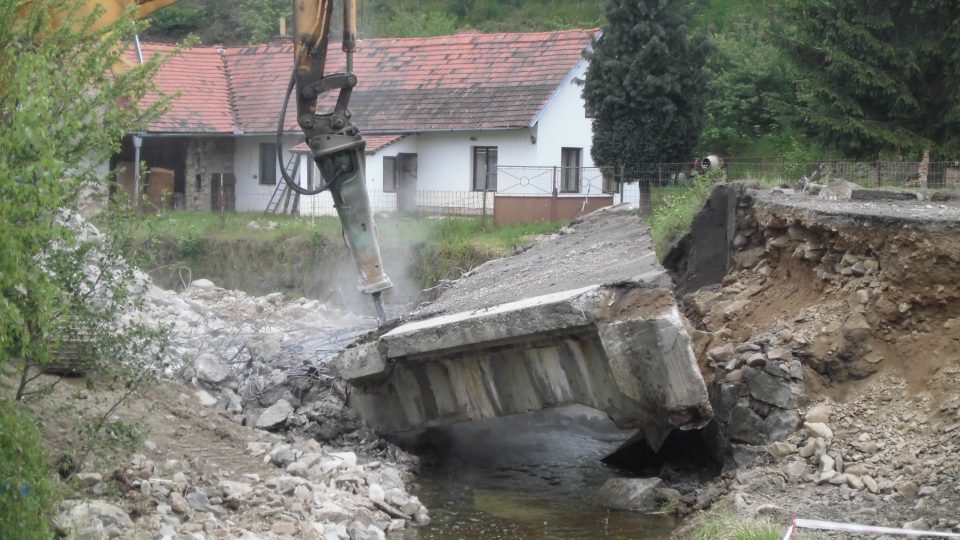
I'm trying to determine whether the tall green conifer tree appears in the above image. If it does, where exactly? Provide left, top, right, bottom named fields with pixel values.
left=778, top=0, right=960, bottom=159
left=582, top=0, right=711, bottom=166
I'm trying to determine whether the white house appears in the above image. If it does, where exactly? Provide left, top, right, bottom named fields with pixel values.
left=118, top=30, right=624, bottom=219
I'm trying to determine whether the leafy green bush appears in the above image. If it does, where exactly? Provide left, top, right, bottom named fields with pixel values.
left=0, top=400, right=59, bottom=538
left=176, top=230, right=205, bottom=258
left=645, top=170, right=724, bottom=257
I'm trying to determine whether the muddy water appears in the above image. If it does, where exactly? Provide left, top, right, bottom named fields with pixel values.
left=393, top=407, right=678, bottom=539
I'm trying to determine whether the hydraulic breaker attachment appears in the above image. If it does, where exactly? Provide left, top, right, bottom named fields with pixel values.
left=280, top=0, right=392, bottom=321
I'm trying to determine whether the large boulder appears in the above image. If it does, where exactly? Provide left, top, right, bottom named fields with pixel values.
left=255, top=399, right=294, bottom=430
left=596, top=477, right=665, bottom=511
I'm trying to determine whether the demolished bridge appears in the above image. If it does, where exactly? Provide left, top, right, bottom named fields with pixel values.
left=334, top=205, right=713, bottom=441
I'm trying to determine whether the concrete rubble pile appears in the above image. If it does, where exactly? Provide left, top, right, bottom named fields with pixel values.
left=55, top=435, right=428, bottom=539
left=55, top=275, right=433, bottom=539
left=138, top=278, right=376, bottom=439
left=51, top=214, right=430, bottom=538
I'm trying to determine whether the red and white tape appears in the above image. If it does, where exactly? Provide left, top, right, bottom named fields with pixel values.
left=783, top=518, right=960, bottom=539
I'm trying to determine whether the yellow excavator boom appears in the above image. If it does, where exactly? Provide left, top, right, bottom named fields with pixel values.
left=19, top=0, right=182, bottom=30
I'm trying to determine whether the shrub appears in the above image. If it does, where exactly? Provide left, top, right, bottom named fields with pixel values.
left=176, top=230, right=205, bottom=258
left=645, top=169, right=725, bottom=257
left=0, top=400, right=59, bottom=538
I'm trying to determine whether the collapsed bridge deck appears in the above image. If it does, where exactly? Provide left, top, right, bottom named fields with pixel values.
left=334, top=205, right=713, bottom=437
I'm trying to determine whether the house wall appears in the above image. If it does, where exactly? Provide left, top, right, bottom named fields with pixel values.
left=533, top=58, right=596, bottom=171
left=233, top=135, right=302, bottom=212
left=185, top=137, right=235, bottom=211
left=414, top=130, right=537, bottom=192
left=232, top=61, right=599, bottom=216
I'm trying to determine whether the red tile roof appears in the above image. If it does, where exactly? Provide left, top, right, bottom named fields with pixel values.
left=126, top=43, right=236, bottom=134
left=136, top=29, right=596, bottom=135
left=291, top=134, right=405, bottom=155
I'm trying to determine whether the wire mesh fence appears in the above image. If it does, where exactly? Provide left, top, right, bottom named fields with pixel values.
left=197, top=189, right=494, bottom=218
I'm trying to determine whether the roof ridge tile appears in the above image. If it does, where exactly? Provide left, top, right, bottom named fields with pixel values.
left=218, top=46, right=243, bottom=133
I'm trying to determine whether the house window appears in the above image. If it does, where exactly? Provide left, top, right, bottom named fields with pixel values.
left=383, top=156, right=398, bottom=193
left=259, top=143, right=277, bottom=185
left=472, top=146, right=497, bottom=191
left=560, top=147, right=582, bottom=193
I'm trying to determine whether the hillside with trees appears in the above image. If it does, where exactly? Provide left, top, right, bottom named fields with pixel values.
left=141, top=0, right=606, bottom=44
left=141, top=0, right=960, bottom=162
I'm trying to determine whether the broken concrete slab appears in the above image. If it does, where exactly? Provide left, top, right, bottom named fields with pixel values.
left=334, top=205, right=713, bottom=436
left=850, top=189, right=920, bottom=201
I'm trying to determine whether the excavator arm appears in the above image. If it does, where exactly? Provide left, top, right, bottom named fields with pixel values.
left=283, top=0, right=393, bottom=320
left=20, top=0, right=182, bottom=30
left=25, top=0, right=393, bottom=321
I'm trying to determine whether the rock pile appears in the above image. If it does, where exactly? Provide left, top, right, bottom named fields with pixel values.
left=708, top=372, right=960, bottom=533
left=53, top=254, right=429, bottom=538
left=671, top=185, right=960, bottom=531
left=56, top=435, right=429, bottom=539
left=700, top=326, right=806, bottom=469
left=138, top=278, right=375, bottom=440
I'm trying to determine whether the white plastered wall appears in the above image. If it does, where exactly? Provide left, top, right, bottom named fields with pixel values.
left=232, top=134, right=303, bottom=213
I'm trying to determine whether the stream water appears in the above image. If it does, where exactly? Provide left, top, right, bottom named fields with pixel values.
left=392, top=406, right=678, bottom=539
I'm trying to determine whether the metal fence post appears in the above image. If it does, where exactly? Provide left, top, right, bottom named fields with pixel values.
left=550, top=166, right=558, bottom=222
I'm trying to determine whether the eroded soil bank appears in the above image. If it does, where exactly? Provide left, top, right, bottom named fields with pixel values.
left=665, top=184, right=960, bottom=533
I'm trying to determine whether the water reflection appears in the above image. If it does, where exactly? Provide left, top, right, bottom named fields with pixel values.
left=392, top=406, right=678, bottom=539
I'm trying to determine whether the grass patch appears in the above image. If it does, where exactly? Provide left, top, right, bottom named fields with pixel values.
left=125, top=212, right=560, bottom=255
left=685, top=509, right=783, bottom=540
left=127, top=211, right=342, bottom=243
left=384, top=216, right=565, bottom=289
left=118, top=211, right=565, bottom=294
left=645, top=173, right=722, bottom=257
left=394, top=216, right=563, bottom=254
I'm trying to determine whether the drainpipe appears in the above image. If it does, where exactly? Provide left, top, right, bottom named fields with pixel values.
left=134, top=24, right=144, bottom=64
left=132, top=134, right=143, bottom=210
left=132, top=28, right=145, bottom=210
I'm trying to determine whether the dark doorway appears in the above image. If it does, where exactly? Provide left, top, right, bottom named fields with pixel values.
left=397, top=153, right=418, bottom=213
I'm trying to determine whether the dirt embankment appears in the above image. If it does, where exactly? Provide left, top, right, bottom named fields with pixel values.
left=670, top=185, right=960, bottom=532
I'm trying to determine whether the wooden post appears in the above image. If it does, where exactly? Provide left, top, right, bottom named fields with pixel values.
left=219, top=175, right=225, bottom=227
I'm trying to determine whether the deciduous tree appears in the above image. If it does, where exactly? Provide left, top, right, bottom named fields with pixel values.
left=0, top=0, right=170, bottom=383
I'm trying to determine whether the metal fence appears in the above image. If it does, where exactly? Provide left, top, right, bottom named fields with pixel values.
left=617, top=158, right=960, bottom=190
left=156, top=158, right=960, bottom=219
